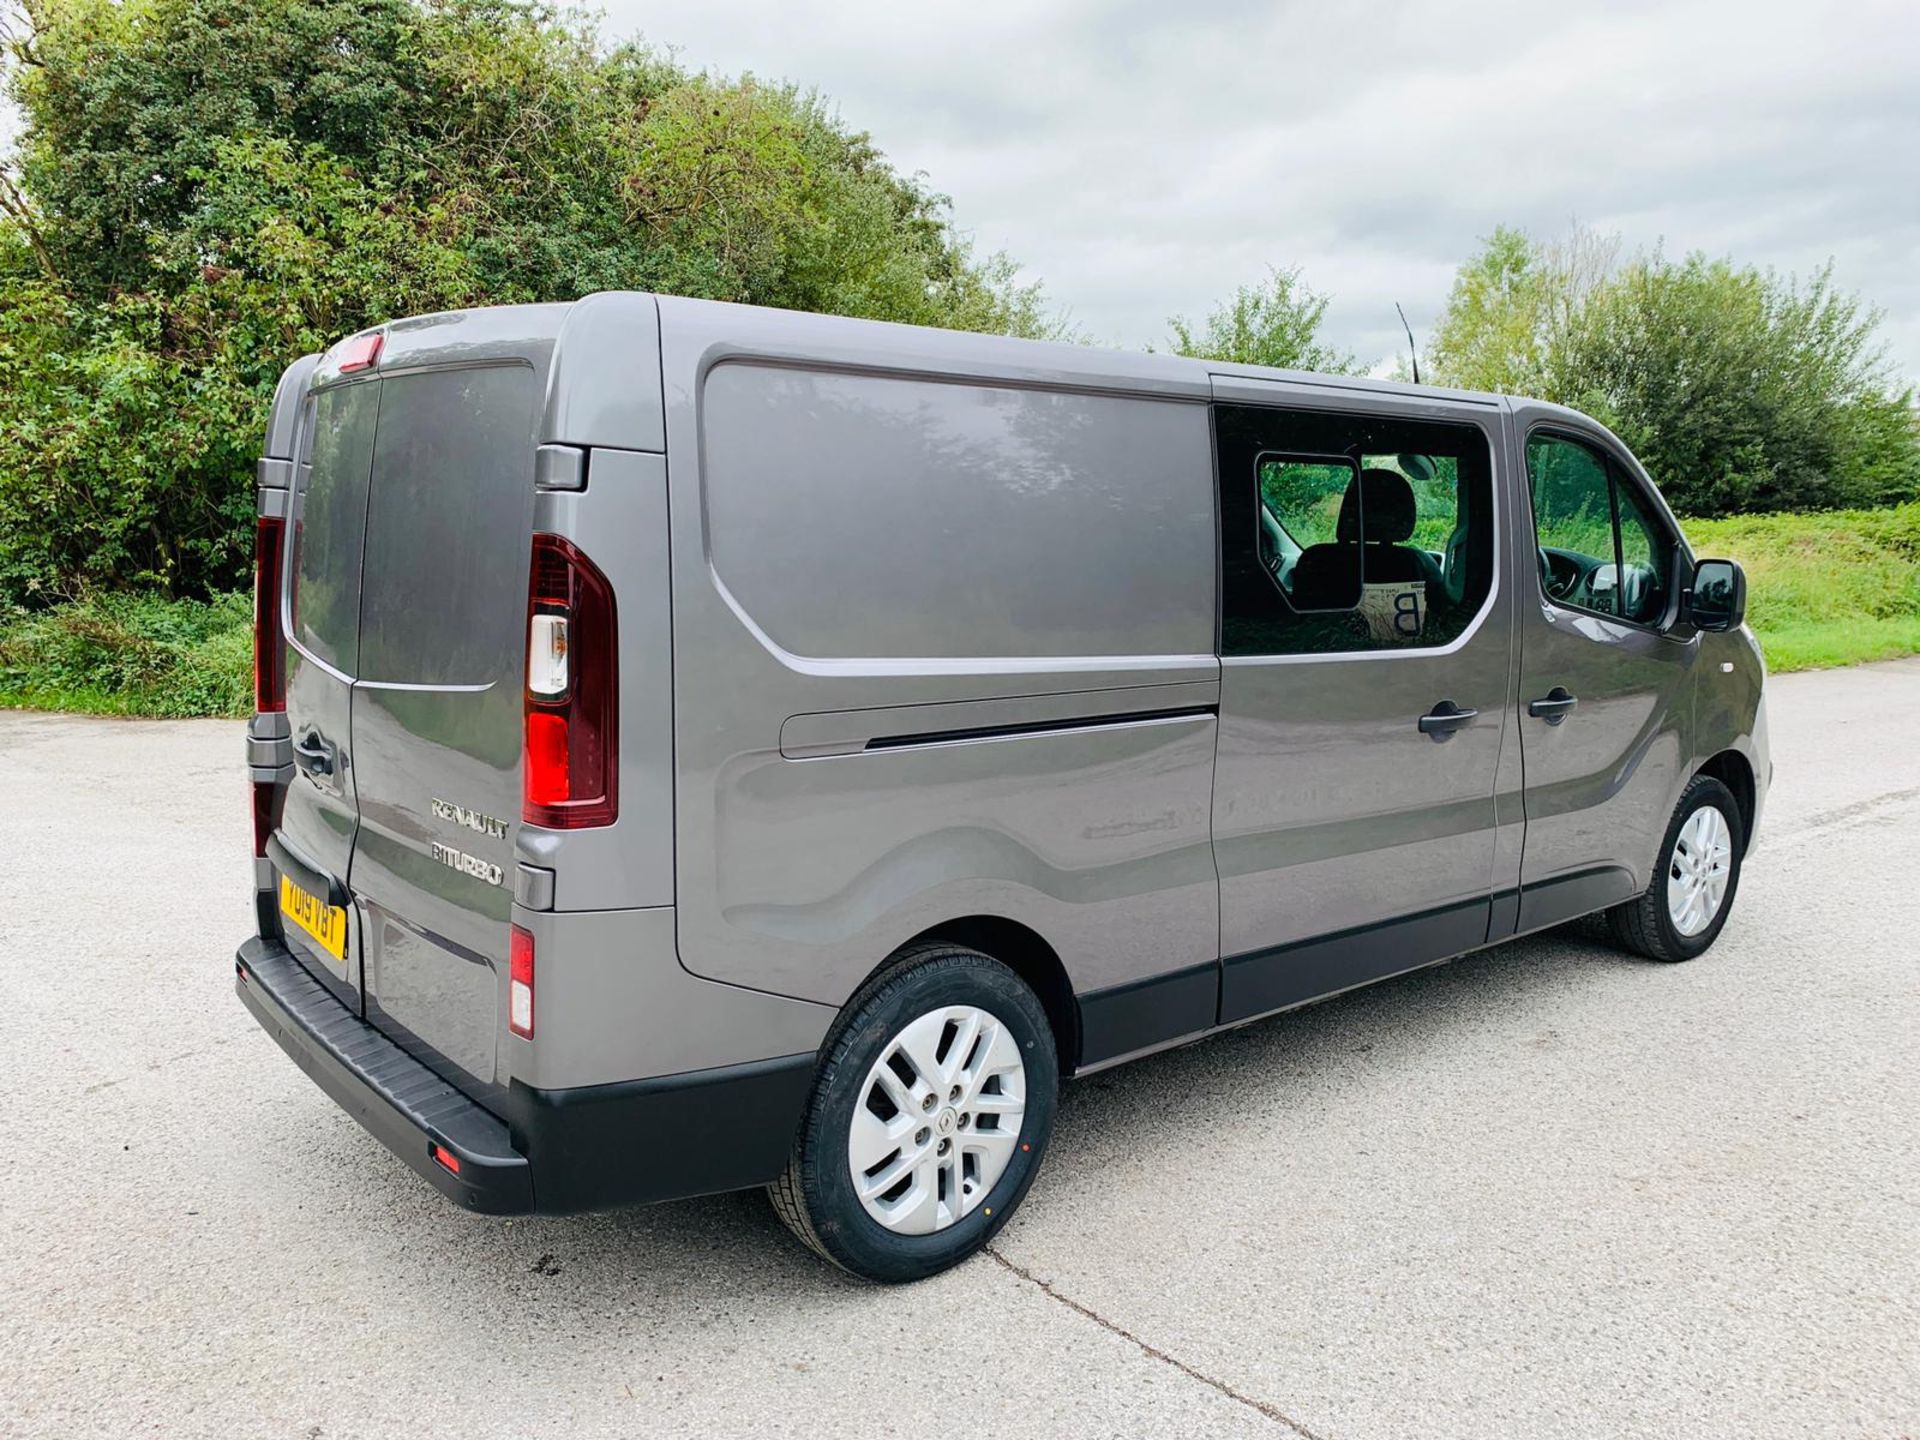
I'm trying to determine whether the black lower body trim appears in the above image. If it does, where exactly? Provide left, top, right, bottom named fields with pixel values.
left=1220, top=896, right=1492, bottom=1025
left=506, top=1054, right=815, bottom=1214
left=1516, top=866, right=1636, bottom=934
left=1076, top=959, right=1219, bottom=1068
left=237, top=935, right=532, bottom=1214
left=1489, top=887, right=1520, bottom=941
left=236, top=934, right=817, bottom=1216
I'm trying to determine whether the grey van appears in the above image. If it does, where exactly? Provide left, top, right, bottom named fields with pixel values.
left=237, top=293, right=1768, bottom=1282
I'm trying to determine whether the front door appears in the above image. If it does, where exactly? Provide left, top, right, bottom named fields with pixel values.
left=1209, top=384, right=1515, bottom=1024
left=1508, top=409, right=1697, bottom=932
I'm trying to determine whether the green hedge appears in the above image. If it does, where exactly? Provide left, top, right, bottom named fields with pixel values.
left=1685, top=502, right=1920, bottom=671
left=0, top=591, right=253, bottom=717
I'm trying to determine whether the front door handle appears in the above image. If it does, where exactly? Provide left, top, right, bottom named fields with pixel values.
left=1528, top=687, right=1578, bottom=725
left=1417, top=699, right=1479, bottom=742
left=293, top=731, right=335, bottom=776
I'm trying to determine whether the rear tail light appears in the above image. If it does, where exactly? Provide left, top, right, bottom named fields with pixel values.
left=508, top=925, right=535, bottom=1039
left=254, top=515, right=286, bottom=713
left=251, top=777, right=285, bottom=859
left=522, top=534, right=617, bottom=828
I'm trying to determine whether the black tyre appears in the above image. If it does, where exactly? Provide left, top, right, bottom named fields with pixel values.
left=1606, top=774, right=1745, bottom=962
left=768, top=942, right=1058, bottom=1283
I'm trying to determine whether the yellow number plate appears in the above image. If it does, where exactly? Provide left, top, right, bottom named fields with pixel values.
left=279, top=874, right=347, bottom=960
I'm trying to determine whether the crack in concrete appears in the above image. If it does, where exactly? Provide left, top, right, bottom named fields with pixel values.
left=986, top=1248, right=1325, bottom=1438
left=82, top=1036, right=236, bottom=1095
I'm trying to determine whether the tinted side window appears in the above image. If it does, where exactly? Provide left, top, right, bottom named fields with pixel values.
left=289, top=381, right=380, bottom=672
left=1526, top=434, right=1619, bottom=617
left=357, top=365, right=537, bottom=686
left=1613, top=481, right=1673, bottom=625
left=1218, top=405, right=1496, bottom=656
left=1525, top=433, right=1674, bottom=626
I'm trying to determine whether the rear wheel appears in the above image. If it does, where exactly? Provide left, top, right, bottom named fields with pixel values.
left=1606, top=774, right=1745, bottom=961
left=768, top=943, right=1058, bottom=1283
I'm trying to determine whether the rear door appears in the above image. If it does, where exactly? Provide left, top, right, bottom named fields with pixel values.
left=277, top=376, right=380, bottom=1002
left=348, top=362, right=541, bottom=1108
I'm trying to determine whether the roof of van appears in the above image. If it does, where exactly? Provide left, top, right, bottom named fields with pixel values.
left=296, top=291, right=1618, bottom=460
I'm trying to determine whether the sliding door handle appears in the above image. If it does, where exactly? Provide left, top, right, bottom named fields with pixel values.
left=1418, top=699, right=1479, bottom=742
left=1528, top=687, right=1578, bottom=725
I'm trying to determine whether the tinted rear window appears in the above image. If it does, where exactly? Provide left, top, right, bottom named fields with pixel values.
left=289, top=380, right=380, bottom=673
left=357, top=365, right=537, bottom=686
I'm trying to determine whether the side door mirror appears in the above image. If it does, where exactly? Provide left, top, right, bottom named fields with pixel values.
left=1684, top=558, right=1747, bottom=632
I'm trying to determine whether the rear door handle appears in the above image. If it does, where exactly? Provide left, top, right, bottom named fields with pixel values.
left=1417, top=699, right=1479, bottom=741
left=1528, top=687, right=1578, bottom=725
left=293, top=732, right=335, bottom=776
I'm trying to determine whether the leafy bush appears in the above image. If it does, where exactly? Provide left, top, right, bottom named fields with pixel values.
left=1164, top=266, right=1360, bottom=374
left=0, top=591, right=254, bottom=715
left=0, top=0, right=1064, bottom=607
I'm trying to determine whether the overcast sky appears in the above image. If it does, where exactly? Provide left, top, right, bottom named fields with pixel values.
left=600, top=0, right=1920, bottom=381
left=3, top=2, right=1914, bottom=379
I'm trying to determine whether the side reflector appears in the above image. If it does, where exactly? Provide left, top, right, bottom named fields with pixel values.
left=337, top=331, right=383, bottom=373
left=508, top=925, right=534, bottom=1040
left=430, top=1143, right=462, bottom=1176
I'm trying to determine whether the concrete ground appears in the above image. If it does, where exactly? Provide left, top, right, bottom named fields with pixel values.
left=1, top=661, right=1916, bottom=1439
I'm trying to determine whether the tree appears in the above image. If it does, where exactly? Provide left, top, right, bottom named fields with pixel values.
left=1428, top=226, right=1920, bottom=516
left=1426, top=223, right=1616, bottom=396
left=1557, top=256, right=1920, bottom=515
left=0, top=0, right=1067, bottom=603
left=1165, top=266, right=1360, bottom=375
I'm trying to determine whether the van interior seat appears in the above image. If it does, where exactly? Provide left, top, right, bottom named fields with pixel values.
left=1289, top=468, right=1443, bottom=609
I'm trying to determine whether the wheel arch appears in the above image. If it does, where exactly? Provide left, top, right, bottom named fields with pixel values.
left=897, top=916, right=1081, bottom=1078
left=1694, top=748, right=1757, bottom=854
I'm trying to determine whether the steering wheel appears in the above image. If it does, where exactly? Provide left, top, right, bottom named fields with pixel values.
left=1539, top=548, right=1584, bottom=601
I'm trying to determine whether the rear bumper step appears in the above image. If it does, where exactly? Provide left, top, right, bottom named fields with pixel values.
left=237, top=936, right=532, bottom=1213
left=235, top=936, right=817, bottom=1216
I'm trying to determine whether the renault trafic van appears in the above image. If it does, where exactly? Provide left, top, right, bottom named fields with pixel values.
left=237, top=293, right=1768, bottom=1282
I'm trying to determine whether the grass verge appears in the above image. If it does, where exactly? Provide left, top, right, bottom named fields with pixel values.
left=0, top=591, right=253, bottom=717
left=1, top=502, right=1916, bottom=716
left=1684, top=501, right=1920, bottom=673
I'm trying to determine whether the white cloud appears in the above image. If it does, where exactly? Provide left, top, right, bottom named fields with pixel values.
left=598, top=0, right=1920, bottom=380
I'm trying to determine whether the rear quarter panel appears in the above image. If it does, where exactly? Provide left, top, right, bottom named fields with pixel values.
left=657, top=298, right=1222, bottom=1008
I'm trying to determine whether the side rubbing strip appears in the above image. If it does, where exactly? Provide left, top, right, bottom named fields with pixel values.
left=1077, top=960, right=1220, bottom=1069
left=1219, top=897, right=1492, bottom=1026
left=864, top=705, right=1215, bottom=752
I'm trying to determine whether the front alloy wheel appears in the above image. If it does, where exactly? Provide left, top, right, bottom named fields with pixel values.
left=1666, top=804, right=1733, bottom=937
left=1608, top=773, right=1746, bottom=961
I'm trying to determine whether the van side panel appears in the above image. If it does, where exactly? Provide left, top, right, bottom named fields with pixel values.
left=658, top=298, right=1222, bottom=1015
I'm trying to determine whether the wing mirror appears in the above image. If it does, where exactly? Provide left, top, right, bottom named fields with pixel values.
left=1684, top=558, right=1747, bottom=632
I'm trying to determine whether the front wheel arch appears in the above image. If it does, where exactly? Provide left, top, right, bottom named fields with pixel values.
left=1693, top=749, right=1757, bottom=856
